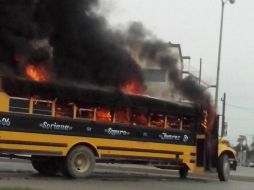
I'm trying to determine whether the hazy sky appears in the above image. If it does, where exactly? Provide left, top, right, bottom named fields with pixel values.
left=99, top=0, right=254, bottom=145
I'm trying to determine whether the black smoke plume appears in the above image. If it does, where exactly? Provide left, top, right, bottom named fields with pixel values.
left=0, top=0, right=214, bottom=121
left=124, top=23, right=213, bottom=108
left=122, top=22, right=215, bottom=129
left=0, top=0, right=143, bottom=88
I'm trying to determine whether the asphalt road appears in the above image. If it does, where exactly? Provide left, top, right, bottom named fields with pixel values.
left=0, top=159, right=254, bottom=190
left=231, top=166, right=254, bottom=178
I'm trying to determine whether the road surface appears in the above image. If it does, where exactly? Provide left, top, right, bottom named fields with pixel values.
left=0, top=159, right=254, bottom=190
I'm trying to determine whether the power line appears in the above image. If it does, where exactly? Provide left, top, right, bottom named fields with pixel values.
left=226, top=118, right=253, bottom=122
left=226, top=103, right=254, bottom=112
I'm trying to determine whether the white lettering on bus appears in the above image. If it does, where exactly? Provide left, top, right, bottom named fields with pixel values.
left=159, top=133, right=181, bottom=141
left=39, top=121, right=73, bottom=131
left=105, top=128, right=130, bottom=136
left=183, top=135, right=189, bottom=142
left=0, top=117, right=11, bottom=127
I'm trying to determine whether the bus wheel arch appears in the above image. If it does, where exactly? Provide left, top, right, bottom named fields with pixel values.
left=68, top=142, right=100, bottom=157
left=219, top=150, right=235, bottom=160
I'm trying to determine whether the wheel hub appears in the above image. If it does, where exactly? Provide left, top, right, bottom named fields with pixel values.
left=74, top=154, right=89, bottom=172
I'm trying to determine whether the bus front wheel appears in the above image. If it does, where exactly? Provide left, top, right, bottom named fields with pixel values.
left=63, top=146, right=95, bottom=178
left=217, top=154, right=230, bottom=181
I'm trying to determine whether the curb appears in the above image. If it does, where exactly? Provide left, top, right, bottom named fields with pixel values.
left=96, top=164, right=254, bottom=182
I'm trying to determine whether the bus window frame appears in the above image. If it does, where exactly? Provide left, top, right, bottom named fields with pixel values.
left=95, top=106, right=113, bottom=123
left=113, top=106, right=131, bottom=125
left=9, top=96, right=30, bottom=114
left=55, top=101, right=75, bottom=118
left=129, top=107, right=149, bottom=127
left=32, top=99, right=53, bottom=116
left=76, top=107, right=95, bottom=121
left=166, top=114, right=182, bottom=130
left=182, top=115, right=197, bottom=131
left=148, top=111, right=165, bottom=128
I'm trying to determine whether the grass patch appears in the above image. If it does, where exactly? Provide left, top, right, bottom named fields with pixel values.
left=0, top=188, right=35, bottom=190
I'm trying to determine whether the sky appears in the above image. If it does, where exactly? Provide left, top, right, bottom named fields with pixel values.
left=99, top=0, right=254, bottom=145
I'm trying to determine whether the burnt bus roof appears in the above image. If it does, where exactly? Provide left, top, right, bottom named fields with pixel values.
left=1, top=76, right=200, bottom=115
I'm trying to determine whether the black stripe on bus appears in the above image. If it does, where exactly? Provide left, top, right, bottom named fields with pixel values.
left=100, top=154, right=183, bottom=163
left=97, top=146, right=183, bottom=155
left=0, top=112, right=196, bottom=147
left=0, top=140, right=67, bottom=147
left=190, top=153, right=196, bottom=156
left=0, top=148, right=63, bottom=156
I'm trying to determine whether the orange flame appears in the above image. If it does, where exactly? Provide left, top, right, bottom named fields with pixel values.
left=96, top=108, right=112, bottom=122
left=121, top=80, right=144, bottom=95
left=115, top=108, right=130, bottom=123
left=25, top=64, right=50, bottom=82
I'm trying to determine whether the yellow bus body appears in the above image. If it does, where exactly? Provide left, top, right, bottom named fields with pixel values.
left=0, top=79, right=236, bottom=179
left=0, top=130, right=198, bottom=172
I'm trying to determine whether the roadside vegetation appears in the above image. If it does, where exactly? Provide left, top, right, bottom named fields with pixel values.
left=0, top=188, right=35, bottom=190
left=233, top=135, right=254, bottom=166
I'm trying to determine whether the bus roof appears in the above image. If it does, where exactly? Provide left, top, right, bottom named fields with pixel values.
left=1, top=76, right=199, bottom=115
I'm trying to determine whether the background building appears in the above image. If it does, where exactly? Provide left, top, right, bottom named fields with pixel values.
left=139, top=43, right=184, bottom=101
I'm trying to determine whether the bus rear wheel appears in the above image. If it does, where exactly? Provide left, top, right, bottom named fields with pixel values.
left=62, top=146, right=95, bottom=178
left=217, top=154, right=230, bottom=181
left=31, top=156, right=59, bottom=176
left=179, top=167, right=188, bottom=179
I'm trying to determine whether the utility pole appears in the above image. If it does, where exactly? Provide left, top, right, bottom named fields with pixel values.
left=199, top=58, right=202, bottom=85
left=221, top=93, right=226, bottom=137
left=215, top=0, right=235, bottom=110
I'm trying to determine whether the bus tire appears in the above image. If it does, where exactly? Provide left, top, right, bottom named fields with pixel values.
left=63, top=146, right=95, bottom=178
left=179, top=167, right=188, bottom=179
left=31, top=157, right=59, bottom=176
left=217, top=154, right=230, bottom=181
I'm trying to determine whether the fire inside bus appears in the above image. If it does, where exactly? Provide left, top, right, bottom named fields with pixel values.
left=0, top=77, right=236, bottom=181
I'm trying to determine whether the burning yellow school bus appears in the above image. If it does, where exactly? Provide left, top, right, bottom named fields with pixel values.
left=0, top=76, right=236, bottom=181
